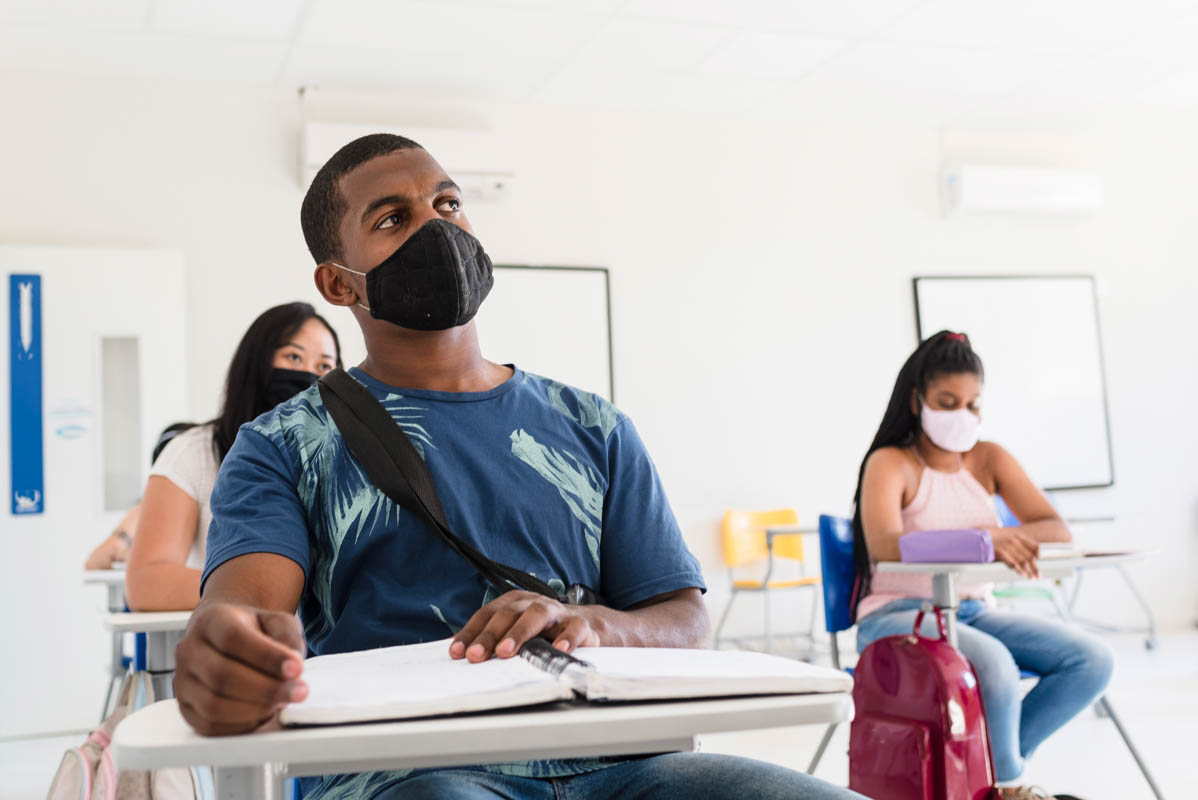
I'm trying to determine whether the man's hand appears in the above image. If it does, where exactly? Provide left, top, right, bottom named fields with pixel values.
left=173, top=601, right=308, bottom=736
left=990, top=527, right=1040, bottom=579
left=449, top=591, right=606, bottom=662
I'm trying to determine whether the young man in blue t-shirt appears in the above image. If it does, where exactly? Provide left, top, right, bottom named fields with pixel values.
left=173, top=134, right=861, bottom=800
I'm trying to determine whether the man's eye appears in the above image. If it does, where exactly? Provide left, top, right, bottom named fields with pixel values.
left=377, top=213, right=401, bottom=229
left=439, top=198, right=461, bottom=213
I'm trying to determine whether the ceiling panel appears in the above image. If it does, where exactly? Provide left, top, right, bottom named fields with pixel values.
left=455, top=0, right=627, bottom=11
left=882, top=0, right=1181, bottom=57
left=698, top=31, right=846, bottom=79
left=568, top=18, right=733, bottom=71
left=298, top=0, right=605, bottom=60
left=282, top=42, right=556, bottom=102
left=0, top=24, right=288, bottom=81
left=619, top=0, right=928, bottom=37
left=149, top=0, right=303, bottom=41
left=785, top=42, right=1070, bottom=123
left=0, top=0, right=149, bottom=30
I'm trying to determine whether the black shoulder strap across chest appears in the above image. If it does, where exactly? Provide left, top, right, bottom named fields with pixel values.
left=317, top=368, right=565, bottom=601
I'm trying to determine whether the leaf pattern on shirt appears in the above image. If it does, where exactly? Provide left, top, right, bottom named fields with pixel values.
left=541, top=378, right=623, bottom=441
left=252, top=383, right=433, bottom=646
left=509, top=429, right=603, bottom=568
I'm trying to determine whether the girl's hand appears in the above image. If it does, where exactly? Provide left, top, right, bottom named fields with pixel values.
left=990, top=528, right=1040, bottom=579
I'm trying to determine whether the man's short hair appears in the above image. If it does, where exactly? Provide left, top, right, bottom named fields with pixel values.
left=300, top=133, right=423, bottom=265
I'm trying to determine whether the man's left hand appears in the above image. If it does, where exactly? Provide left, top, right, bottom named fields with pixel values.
left=449, top=590, right=607, bottom=663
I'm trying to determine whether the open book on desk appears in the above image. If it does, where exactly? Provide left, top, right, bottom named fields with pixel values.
left=282, top=637, right=853, bottom=726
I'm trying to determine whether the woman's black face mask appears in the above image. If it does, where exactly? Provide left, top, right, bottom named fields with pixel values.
left=265, top=368, right=319, bottom=408
left=333, top=218, right=494, bottom=331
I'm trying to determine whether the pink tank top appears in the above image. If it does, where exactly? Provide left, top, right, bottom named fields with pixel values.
left=856, top=451, right=1001, bottom=621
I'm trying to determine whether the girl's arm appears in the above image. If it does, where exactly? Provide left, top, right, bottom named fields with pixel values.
left=983, top=442, right=1071, bottom=544
left=859, top=448, right=914, bottom=562
left=84, top=505, right=140, bottom=570
left=125, top=476, right=202, bottom=611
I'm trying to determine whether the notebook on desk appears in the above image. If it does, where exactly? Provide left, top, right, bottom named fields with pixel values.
left=281, top=638, right=853, bottom=726
left=1038, top=543, right=1136, bottom=560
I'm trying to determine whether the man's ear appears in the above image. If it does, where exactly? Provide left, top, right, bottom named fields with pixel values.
left=314, top=262, right=360, bottom=307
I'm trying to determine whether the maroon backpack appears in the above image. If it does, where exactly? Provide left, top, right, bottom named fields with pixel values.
left=849, top=607, right=998, bottom=800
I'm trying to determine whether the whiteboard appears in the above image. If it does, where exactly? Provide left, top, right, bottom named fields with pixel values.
left=914, top=276, right=1113, bottom=489
left=475, top=266, right=613, bottom=401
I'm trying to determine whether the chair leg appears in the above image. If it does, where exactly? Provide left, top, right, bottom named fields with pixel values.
left=1096, top=695, right=1167, bottom=800
left=807, top=586, right=820, bottom=641
left=764, top=589, right=773, bottom=654
left=714, top=590, right=738, bottom=649
left=807, top=722, right=839, bottom=774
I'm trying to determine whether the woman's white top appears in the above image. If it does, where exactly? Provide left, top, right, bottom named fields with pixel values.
left=147, top=424, right=219, bottom=570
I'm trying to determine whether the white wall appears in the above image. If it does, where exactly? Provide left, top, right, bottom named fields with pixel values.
left=2, top=74, right=1195, bottom=667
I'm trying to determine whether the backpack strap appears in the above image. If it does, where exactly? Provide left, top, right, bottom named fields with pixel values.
left=318, top=368, right=562, bottom=601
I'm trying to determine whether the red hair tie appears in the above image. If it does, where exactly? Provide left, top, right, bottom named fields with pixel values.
left=946, top=333, right=966, bottom=342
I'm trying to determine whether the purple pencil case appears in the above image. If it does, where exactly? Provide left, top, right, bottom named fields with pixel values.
left=899, top=528, right=994, bottom=563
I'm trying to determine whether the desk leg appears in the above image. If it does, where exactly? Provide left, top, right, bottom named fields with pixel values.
left=931, top=572, right=959, bottom=648
left=145, top=630, right=182, bottom=701
left=214, top=764, right=287, bottom=800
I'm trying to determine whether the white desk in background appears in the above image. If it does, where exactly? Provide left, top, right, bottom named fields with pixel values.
left=103, top=611, right=192, bottom=701
left=84, top=568, right=129, bottom=718
left=114, top=691, right=853, bottom=800
left=874, top=552, right=1146, bottom=647
left=875, top=552, right=1163, bottom=800
left=83, top=567, right=127, bottom=611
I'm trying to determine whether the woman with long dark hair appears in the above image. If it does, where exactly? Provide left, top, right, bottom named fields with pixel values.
left=125, top=302, right=341, bottom=611
left=852, top=331, right=1112, bottom=797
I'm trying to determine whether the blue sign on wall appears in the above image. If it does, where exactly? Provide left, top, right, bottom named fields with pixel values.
left=10, top=274, right=43, bottom=515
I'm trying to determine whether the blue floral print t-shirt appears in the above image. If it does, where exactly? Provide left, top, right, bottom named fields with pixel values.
left=202, top=366, right=706, bottom=800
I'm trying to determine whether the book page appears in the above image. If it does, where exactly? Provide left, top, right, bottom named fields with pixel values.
left=281, top=638, right=573, bottom=726
left=572, top=647, right=853, bottom=702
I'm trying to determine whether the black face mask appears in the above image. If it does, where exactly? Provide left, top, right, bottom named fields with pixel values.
left=334, top=218, right=494, bottom=331
left=265, top=367, right=319, bottom=408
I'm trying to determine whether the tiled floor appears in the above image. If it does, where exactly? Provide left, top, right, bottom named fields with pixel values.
left=2, top=632, right=1194, bottom=799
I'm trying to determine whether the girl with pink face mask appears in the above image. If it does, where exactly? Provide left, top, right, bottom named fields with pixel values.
left=850, top=331, right=1113, bottom=799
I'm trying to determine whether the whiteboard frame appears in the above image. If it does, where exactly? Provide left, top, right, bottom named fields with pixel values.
left=912, top=274, right=1115, bottom=491
left=494, top=264, right=615, bottom=403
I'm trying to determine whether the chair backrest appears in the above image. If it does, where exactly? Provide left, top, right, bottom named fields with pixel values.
left=993, top=494, right=1019, bottom=528
left=720, top=508, right=802, bottom=568
left=818, top=514, right=857, bottom=635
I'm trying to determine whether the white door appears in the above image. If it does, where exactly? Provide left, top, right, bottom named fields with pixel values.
left=0, top=246, right=187, bottom=737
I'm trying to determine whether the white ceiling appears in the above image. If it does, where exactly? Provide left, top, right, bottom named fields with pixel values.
left=2, top=0, right=1197, bottom=123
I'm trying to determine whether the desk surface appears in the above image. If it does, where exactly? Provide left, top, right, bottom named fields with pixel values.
left=83, top=569, right=127, bottom=586
left=103, top=611, right=192, bottom=632
left=114, top=693, right=853, bottom=777
left=875, top=552, right=1146, bottom=581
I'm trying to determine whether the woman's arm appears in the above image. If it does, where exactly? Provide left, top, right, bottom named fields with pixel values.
left=84, top=505, right=140, bottom=570
left=125, top=476, right=202, bottom=611
left=859, top=448, right=914, bottom=562
left=982, top=442, right=1071, bottom=544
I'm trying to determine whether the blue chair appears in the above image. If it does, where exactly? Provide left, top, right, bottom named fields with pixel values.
left=805, top=514, right=855, bottom=774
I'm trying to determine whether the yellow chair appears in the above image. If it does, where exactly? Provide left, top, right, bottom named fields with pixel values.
left=713, top=508, right=821, bottom=653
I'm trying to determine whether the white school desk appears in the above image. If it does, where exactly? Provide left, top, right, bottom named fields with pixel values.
left=83, top=567, right=127, bottom=611
left=874, top=552, right=1147, bottom=647
left=103, top=611, right=192, bottom=701
left=114, top=691, right=853, bottom=800
left=84, top=569, right=129, bottom=719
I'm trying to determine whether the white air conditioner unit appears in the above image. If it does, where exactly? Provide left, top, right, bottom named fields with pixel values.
left=941, top=164, right=1103, bottom=218
left=300, top=122, right=513, bottom=202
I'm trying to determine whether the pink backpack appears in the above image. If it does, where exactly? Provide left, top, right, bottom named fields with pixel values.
left=849, top=606, right=998, bottom=800
left=46, top=671, right=209, bottom=800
